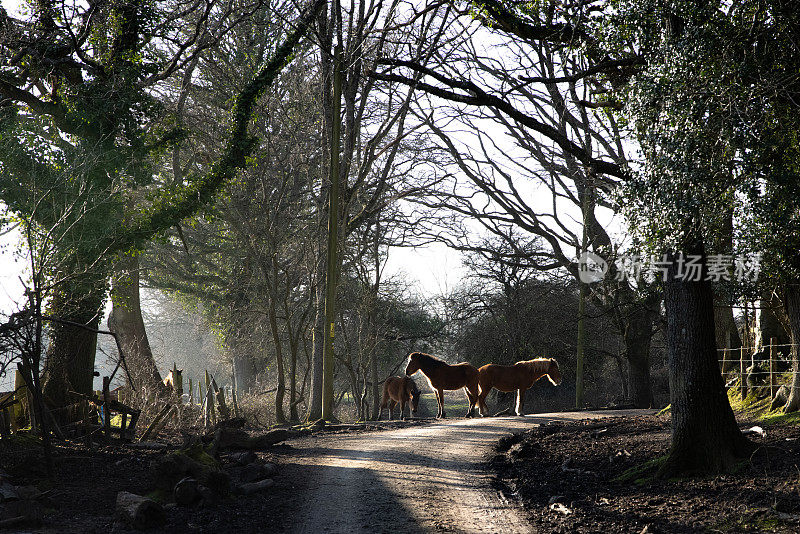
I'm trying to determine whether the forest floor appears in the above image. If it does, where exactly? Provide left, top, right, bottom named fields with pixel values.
left=494, top=412, right=800, bottom=533
left=3, top=408, right=800, bottom=533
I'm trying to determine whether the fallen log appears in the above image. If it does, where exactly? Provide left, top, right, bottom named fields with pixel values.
left=229, top=451, right=257, bottom=466
left=240, top=462, right=275, bottom=483
left=211, top=428, right=289, bottom=451
left=139, top=404, right=173, bottom=442
left=234, top=478, right=274, bottom=495
left=115, top=491, right=165, bottom=530
left=173, top=477, right=200, bottom=506
left=150, top=444, right=229, bottom=496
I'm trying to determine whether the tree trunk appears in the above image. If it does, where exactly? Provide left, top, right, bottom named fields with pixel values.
left=344, top=363, right=361, bottom=420
left=289, top=339, right=299, bottom=422
left=613, top=351, right=629, bottom=401
left=659, top=246, right=753, bottom=477
left=108, top=254, right=162, bottom=392
left=370, top=345, right=379, bottom=421
left=284, top=293, right=305, bottom=423
left=755, top=289, right=790, bottom=349
left=370, top=229, right=381, bottom=420
left=233, top=351, right=255, bottom=394
left=714, top=294, right=742, bottom=375
left=710, top=205, right=743, bottom=373
left=41, top=279, right=105, bottom=410
left=308, top=299, right=325, bottom=420
left=626, top=345, right=653, bottom=409
left=307, top=0, right=333, bottom=423
left=780, top=284, right=800, bottom=412
left=623, top=304, right=655, bottom=408
left=267, top=283, right=287, bottom=425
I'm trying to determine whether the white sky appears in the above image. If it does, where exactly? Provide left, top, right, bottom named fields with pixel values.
left=0, top=224, right=27, bottom=317
left=1, top=0, right=22, bottom=16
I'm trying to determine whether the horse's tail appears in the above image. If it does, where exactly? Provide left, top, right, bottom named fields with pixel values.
left=379, top=383, right=389, bottom=409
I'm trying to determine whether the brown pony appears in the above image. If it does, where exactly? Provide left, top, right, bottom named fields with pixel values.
left=379, top=376, right=420, bottom=420
left=405, top=352, right=479, bottom=418
left=477, top=358, right=561, bottom=416
left=162, top=367, right=183, bottom=396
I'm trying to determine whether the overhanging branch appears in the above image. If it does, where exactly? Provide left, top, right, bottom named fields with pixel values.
left=371, top=60, right=625, bottom=179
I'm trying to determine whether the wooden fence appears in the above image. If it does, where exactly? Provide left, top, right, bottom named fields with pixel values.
left=718, top=337, right=794, bottom=399
left=0, top=363, right=240, bottom=442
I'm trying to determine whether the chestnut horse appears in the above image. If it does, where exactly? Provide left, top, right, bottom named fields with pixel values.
left=477, top=358, right=561, bottom=416
left=405, top=352, right=479, bottom=418
left=162, top=367, right=183, bottom=396
left=379, top=376, right=420, bottom=420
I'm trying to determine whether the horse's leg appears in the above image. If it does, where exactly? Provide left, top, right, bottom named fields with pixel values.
left=516, top=389, right=525, bottom=416
left=390, top=400, right=397, bottom=420
left=400, top=399, right=407, bottom=420
left=437, top=388, right=446, bottom=418
left=470, top=391, right=478, bottom=417
left=467, top=379, right=479, bottom=417
left=477, top=385, right=489, bottom=416
left=463, top=387, right=474, bottom=418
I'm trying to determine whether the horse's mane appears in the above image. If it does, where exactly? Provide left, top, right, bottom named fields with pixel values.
left=521, top=358, right=557, bottom=371
left=410, top=351, right=447, bottom=367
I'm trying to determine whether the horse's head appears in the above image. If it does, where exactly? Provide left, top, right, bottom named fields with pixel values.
left=546, top=359, right=562, bottom=386
left=405, top=353, right=420, bottom=376
left=406, top=378, right=420, bottom=415
left=163, top=365, right=184, bottom=396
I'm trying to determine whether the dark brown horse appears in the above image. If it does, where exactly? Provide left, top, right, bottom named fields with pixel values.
left=405, top=352, right=479, bottom=418
left=379, top=376, right=420, bottom=420
left=477, top=358, right=561, bottom=416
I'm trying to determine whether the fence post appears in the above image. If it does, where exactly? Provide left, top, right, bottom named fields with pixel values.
left=120, top=408, right=127, bottom=438
left=721, top=348, right=728, bottom=376
left=14, top=368, right=28, bottom=431
left=204, top=370, right=215, bottom=427
left=102, top=376, right=111, bottom=442
left=0, top=409, right=10, bottom=439
left=770, top=337, right=777, bottom=400
left=740, top=346, right=747, bottom=400
left=188, top=378, right=193, bottom=405
left=231, top=375, right=240, bottom=419
left=11, top=369, right=25, bottom=432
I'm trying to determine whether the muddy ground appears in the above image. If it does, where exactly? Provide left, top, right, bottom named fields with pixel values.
left=492, top=413, right=800, bottom=533
left=0, top=421, right=431, bottom=534
left=2, top=411, right=800, bottom=533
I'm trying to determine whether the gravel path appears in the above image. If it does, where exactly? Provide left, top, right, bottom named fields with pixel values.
left=282, top=410, right=653, bottom=533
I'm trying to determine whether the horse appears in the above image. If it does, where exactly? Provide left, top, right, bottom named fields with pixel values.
left=163, top=366, right=183, bottom=396
left=477, top=358, right=561, bottom=416
left=405, top=352, right=479, bottom=418
left=379, top=376, right=420, bottom=420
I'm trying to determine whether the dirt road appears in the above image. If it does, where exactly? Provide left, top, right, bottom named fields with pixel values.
left=280, top=410, right=652, bottom=533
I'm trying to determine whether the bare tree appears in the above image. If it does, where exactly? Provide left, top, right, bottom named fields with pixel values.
left=372, top=10, right=659, bottom=406
left=306, top=0, right=454, bottom=418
